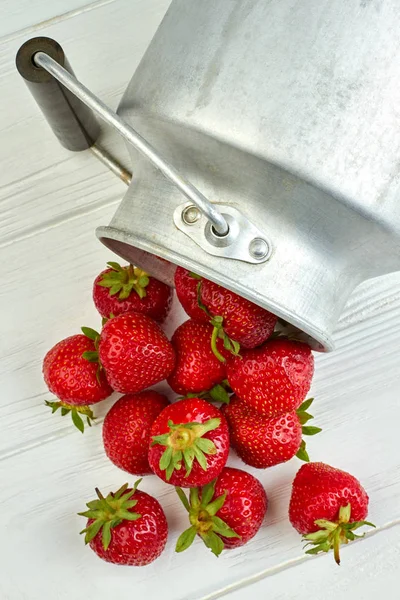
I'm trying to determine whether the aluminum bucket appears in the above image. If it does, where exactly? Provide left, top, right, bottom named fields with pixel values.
left=97, top=0, right=400, bottom=351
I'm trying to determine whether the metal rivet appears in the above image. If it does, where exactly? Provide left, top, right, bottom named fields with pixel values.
left=249, top=237, right=269, bottom=260
left=182, top=205, right=201, bottom=225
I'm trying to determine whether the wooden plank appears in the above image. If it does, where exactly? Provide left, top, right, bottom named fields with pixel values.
left=0, top=0, right=170, bottom=244
left=222, top=524, right=400, bottom=600
left=0, top=0, right=109, bottom=39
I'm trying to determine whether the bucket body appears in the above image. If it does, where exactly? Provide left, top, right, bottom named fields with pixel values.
left=97, top=0, right=400, bottom=351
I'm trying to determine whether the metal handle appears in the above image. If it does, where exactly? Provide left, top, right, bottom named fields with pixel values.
left=17, top=38, right=229, bottom=236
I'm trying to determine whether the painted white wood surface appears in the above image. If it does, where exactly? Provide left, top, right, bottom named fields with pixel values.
left=1, top=1, right=400, bottom=599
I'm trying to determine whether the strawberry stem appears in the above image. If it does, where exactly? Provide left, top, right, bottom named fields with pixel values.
left=211, top=326, right=226, bottom=363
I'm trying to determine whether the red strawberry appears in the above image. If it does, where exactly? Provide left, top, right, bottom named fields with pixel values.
left=174, top=267, right=209, bottom=323
left=103, top=391, right=169, bottom=475
left=226, top=338, right=314, bottom=417
left=200, top=279, right=277, bottom=352
left=79, top=481, right=168, bottom=566
left=175, top=467, right=267, bottom=556
left=148, top=397, right=229, bottom=487
left=93, top=261, right=172, bottom=321
left=289, top=462, right=375, bottom=564
left=43, top=329, right=112, bottom=431
left=99, top=312, right=175, bottom=394
left=222, top=396, right=321, bottom=468
left=167, top=320, right=228, bottom=395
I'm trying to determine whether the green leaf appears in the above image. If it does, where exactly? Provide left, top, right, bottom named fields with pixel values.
left=175, top=487, right=190, bottom=512
left=131, top=479, right=142, bottom=494
left=77, top=510, right=99, bottom=519
left=83, top=519, right=103, bottom=544
left=189, top=487, right=200, bottom=509
left=200, top=530, right=224, bottom=557
left=45, top=400, right=61, bottom=413
left=299, top=398, right=314, bottom=412
left=138, top=276, right=149, bottom=288
left=159, top=446, right=173, bottom=471
left=175, top=526, right=197, bottom=553
left=102, top=521, right=112, bottom=550
left=296, top=440, right=310, bottom=462
left=109, top=284, right=122, bottom=296
left=81, top=327, right=99, bottom=341
left=305, top=542, right=330, bottom=555
left=189, top=272, right=201, bottom=280
left=196, top=418, right=221, bottom=435
left=71, top=410, right=84, bottom=433
left=118, top=510, right=141, bottom=521
left=107, top=261, right=123, bottom=271
left=206, top=492, right=227, bottom=516
left=348, top=520, right=376, bottom=531
left=113, top=483, right=129, bottom=499
left=82, top=351, right=99, bottom=363
left=193, top=445, right=208, bottom=471
left=182, top=446, right=195, bottom=476
left=231, top=339, right=241, bottom=355
left=61, top=407, right=69, bottom=417
left=302, top=426, right=322, bottom=436
left=303, top=530, right=330, bottom=543
left=209, top=384, right=231, bottom=404
left=200, top=480, right=216, bottom=507
left=196, top=437, right=217, bottom=454
left=165, top=461, right=175, bottom=481
left=211, top=516, right=240, bottom=538
left=151, top=433, right=170, bottom=446
left=298, top=411, right=313, bottom=425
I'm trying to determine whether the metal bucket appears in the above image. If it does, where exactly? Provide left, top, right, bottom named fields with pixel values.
left=95, top=0, right=400, bottom=351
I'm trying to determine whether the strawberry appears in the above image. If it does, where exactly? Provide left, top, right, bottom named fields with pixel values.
left=98, top=312, right=175, bottom=394
left=222, top=396, right=321, bottom=468
left=79, top=481, right=168, bottom=566
left=167, top=320, right=228, bottom=395
left=148, top=397, right=229, bottom=487
left=199, top=279, right=277, bottom=354
left=43, top=329, right=112, bottom=432
left=93, top=261, right=172, bottom=321
left=175, top=467, right=267, bottom=556
left=289, top=462, right=375, bottom=564
left=226, top=338, right=314, bottom=417
left=103, top=391, right=169, bottom=475
left=174, top=267, right=209, bottom=323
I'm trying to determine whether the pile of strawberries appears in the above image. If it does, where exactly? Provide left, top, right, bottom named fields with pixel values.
left=43, top=262, right=374, bottom=567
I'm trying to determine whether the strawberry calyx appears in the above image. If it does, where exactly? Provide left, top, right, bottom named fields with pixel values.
left=97, top=262, right=150, bottom=300
left=182, top=381, right=232, bottom=405
left=45, top=400, right=95, bottom=433
left=151, top=418, right=221, bottom=480
left=81, top=326, right=104, bottom=384
left=79, top=481, right=142, bottom=550
left=175, top=479, right=240, bottom=556
left=295, top=398, right=322, bottom=462
left=303, top=504, right=376, bottom=565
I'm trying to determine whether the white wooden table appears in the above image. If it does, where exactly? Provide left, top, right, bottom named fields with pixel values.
left=1, top=1, right=400, bottom=598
